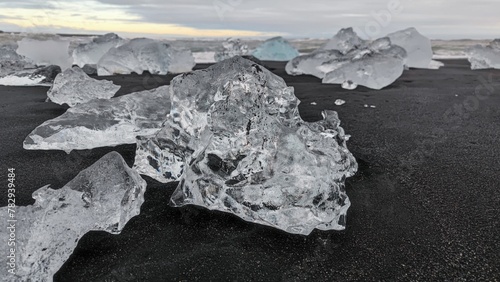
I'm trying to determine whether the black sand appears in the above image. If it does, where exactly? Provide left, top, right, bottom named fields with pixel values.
left=0, top=60, right=499, bottom=281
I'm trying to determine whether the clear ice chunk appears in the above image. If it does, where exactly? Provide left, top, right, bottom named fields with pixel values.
left=467, top=39, right=500, bottom=70
left=24, top=85, right=171, bottom=153
left=251, top=37, right=299, bottom=61
left=0, top=44, right=31, bottom=77
left=285, top=49, right=344, bottom=78
left=16, top=38, right=72, bottom=70
left=215, top=38, right=248, bottom=62
left=97, top=38, right=195, bottom=76
left=386, top=27, right=435, bottom=69
left=135, top=57, right=358, bottom=235
left=322, top=38, right=407, bottom=90
left=0, top=152, right=146, bottom=282
left=168, top=48, right=196, bottom=74
left=72, top=33, right=124, bottom=67
left=319, top=27, right=367, bottom=54
left=47, top=66, right=120, bottom=107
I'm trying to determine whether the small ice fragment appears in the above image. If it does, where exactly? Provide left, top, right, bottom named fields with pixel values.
left=311, top=102, right=317, bottom=105
left=335, top=99, right=346, bottom=106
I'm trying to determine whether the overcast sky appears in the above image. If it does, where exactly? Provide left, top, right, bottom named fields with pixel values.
left=0, top=0, right=498, bottom=39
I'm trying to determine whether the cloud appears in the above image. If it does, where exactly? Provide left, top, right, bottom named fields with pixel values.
left=0, top=0, right=499, bottom=38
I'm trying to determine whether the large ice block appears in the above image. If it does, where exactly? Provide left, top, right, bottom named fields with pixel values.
left=285, top=49, right=344, bottom=78
left=467, top=39, right=500, bottom=70
left=134, top=57, right=358, bottom=235
left=386, top=27, right=435, bottom=69
left=72, top=33, right=124, bottom=67
left=322, top=38, right=407, bottom=90
left=24, top=85, right=171, bottom=153
left=251, top=37, right=299, bottom=61
left=97, top=38, right=195, bottom=76
left=47, top=66, right=120, bottom=107
left=0, top=152, right=146, bottom=282
left=319, top=27, right=367, bottom=54
left=16, top=38, right=72, bottom=70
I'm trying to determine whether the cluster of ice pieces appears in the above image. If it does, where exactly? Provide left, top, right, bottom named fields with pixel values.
left=0, top=44, right=30, bottom=77
left=252, top=37, right=300, bottom=61
left=24, top=86, right=170, bottom=153
left=134, top=57, right=358, bottom=235
left=0, top=152, right=146, bottom=282
left=72, top=33, right=124, bottom=67
left=286, top=27, right=441, bottom=89
left=97, top=38, right=195, bottom=76
left=467, top=39, right=500, bottom=70
left=47, top=66, right=120, bottom=107
left=215, top=38, right=248, bottom=62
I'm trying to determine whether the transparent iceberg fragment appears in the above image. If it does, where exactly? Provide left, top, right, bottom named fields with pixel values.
left=47, top=66, right=120, bottom=107
left=72, top=33, right=124, bottom=67
left=467, top=39, right=500, bottom=70
left=135, top=57, right=358, bottom=235
left=97, top=38, right=195, bottom=76
left=319, top=27, right=367, bottom=54
left=0, top=152, right=146, bottom=282
left=322, top=38, right=407, bottom=90
left=0, top=44, right=30, bottom=77
left=24, top=85, right=170, bottom=153
left=386, top=27, right=435, bottom=69
left=168, top=48, right=196, bottom=73
left=16, top=38, right=72, bottom=70
left=251, top=37, right=299, bottom=61
left=285, top=49, right=344, bottom=78
left=215, top=38, right=248, bottom=62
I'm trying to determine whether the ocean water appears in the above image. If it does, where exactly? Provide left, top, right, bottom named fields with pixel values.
left=0, top=32, right=492, bottom=64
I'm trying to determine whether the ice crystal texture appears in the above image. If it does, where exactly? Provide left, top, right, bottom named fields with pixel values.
left=97, top=38, right=195, bottom=76
left=386, top=27, right=435, bottom=69
left=322, top=38, right=407, bottom=90
left=72, top=33, right=124, bottom=67
left=0, top=152, right=146, bottom=282
left=467, top=39, right=500, bottom=70
left=135, top=57, right=358, bottom=235
left=215, top=38, right=248, bottom=62
left=319, top=27, right=367, bottom=54
left=16, top=38, right=72, bottom=70
left=47, top=66, right=120, bottom=107
left=251, top=37, right=299, bottom=61
left=24, top=85, right=170, bottom=153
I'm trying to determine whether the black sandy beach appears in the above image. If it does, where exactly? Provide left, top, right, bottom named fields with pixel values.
left=1, top=60, right=499, bottom=281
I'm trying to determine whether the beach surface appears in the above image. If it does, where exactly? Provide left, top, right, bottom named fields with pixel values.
left=0, top=60, right=499, bottom=281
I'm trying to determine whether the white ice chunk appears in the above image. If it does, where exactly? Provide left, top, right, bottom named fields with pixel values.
left=16, top=38, right=72, bottom=70
left=47, top=66, right=120, bottom=107
left=215, top=38, right=248, bottom=62
left=72, top=33, right=124, bottom=67
left=466, top=39, right=500, bottom=70
left=134, top=57, right=358, bottom=235
left=322, top=38, right=407, bottom=90
left=97, top=38, right=195, bottom=76
left=386, top=27, right=435, bottom=69
left=285, top=50, right=344, bottom=78
left=335, top=99, right=346, bottom=105
left=251, top=37, right=299, bottom=61
left=24, top=85, right=170, bottom=153
left=319, top=27, right=367, bottom=54
left=0, top=152, right=146, bottom=282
